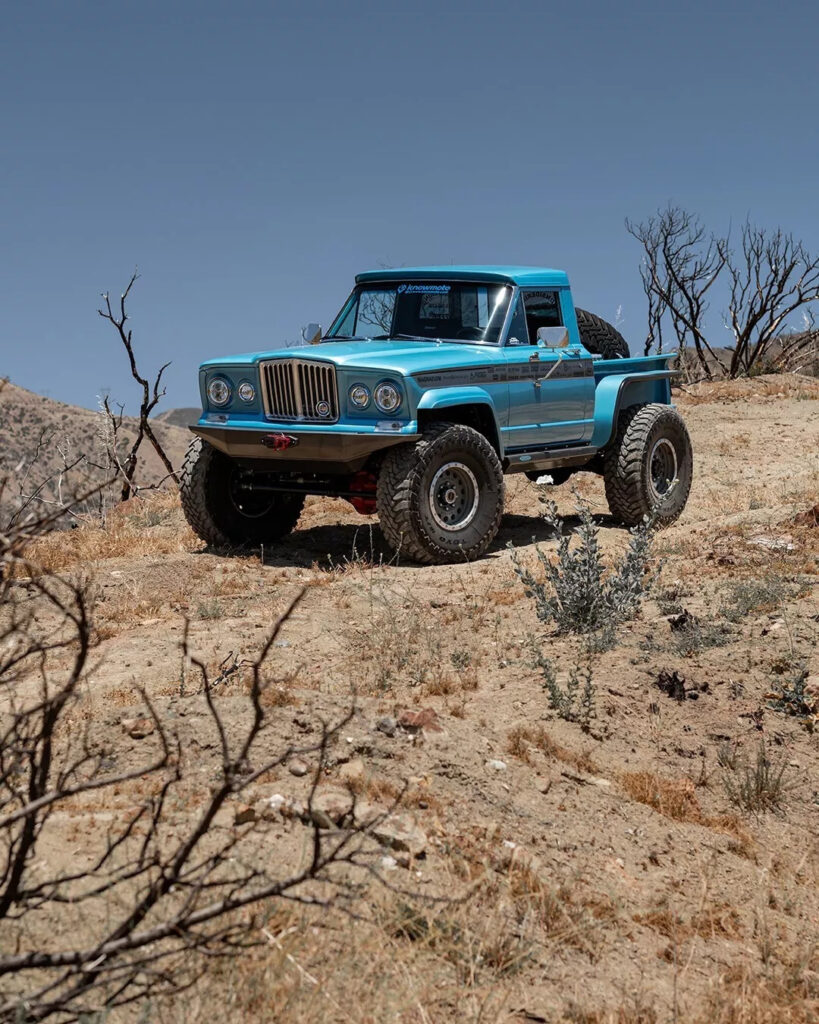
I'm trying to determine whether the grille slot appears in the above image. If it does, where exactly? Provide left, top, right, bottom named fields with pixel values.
left=260, top=359, right=338, bottom=423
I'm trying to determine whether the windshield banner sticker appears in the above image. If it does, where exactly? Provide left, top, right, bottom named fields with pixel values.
left=397, top=283, right=451, bottom=294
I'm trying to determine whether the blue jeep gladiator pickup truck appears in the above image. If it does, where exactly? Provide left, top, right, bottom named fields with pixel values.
left=181, top=266, right=692, bottom=564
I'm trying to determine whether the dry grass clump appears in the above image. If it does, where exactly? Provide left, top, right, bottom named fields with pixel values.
left=345, top=771, right=403, bottom=805
left=423, top=665, right=479, bottom=697
left=20, top=491, right=196, bottom=572
left=634, top=899, right=742, bottom=942
left=621, top=772, right=757, bottom=856
left=193, top=896, right=531, bottom=1023
left=352, top=588, right=443, bottom=694
left=502, top=862, right=616, bottom=956
left=621, top=771, right=702, bottom=823
left=566, top=1007, right=659, bottom=1024
left=694, top=951, right=819, bottom=1024
left=722, top=742, right=791, bottom=813
left=506, top=723, right=599, bottom=775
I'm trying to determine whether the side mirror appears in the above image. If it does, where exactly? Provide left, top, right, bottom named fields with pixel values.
left=536, top=326, right=569, bottom=348
left=301, top=322, right=322, bottom=345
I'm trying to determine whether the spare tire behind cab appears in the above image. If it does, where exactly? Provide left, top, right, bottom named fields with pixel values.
left=575, top=308, right=630, bottom=359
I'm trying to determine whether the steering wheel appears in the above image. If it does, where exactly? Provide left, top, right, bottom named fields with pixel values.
left=456, top=326, right=485, bottom=340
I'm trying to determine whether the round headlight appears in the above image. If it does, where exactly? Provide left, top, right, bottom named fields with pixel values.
left=374, top=381, right=402, bottom=413
left=349, top=383, right=371, bottom=409
left=207, top=377, right=232, bottom=406
left=237, top=381, right=256, bottom=403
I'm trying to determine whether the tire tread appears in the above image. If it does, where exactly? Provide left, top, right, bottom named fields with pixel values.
left=575, top=308, right=630, bottom=359
left=377, top=422, right=504, bottom=565
left=604, top=403, right=692, bottom=525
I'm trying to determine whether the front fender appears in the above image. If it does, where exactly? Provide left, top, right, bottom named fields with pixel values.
left=416, top=385, right=498, bottom=414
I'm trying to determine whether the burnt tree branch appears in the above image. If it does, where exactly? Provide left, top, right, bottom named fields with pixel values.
left=97, top=272, right=178, bottom=500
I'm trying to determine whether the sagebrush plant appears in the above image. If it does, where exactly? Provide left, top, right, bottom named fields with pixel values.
left=510, top=492, right=658, bottom=639
left=671, top=616, right=731, bottom=657
left=766, top=660, right=817, bottom=729
left=718, top=575, right=797, bottom=623
left=540, top=658, right=596, bottom=730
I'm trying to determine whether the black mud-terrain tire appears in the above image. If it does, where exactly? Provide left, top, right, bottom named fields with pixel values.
left=604, top=404, right=693, bottom=526
left=180, top=437, right=305, bottom=547
left=377, top=423, right=505, bottom=565
left=575, top=308, right=630, bottom=359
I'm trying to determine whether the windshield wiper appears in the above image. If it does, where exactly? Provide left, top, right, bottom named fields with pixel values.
left=391, top=333, right=435, bottom=342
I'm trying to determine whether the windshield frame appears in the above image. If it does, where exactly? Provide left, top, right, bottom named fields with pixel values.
left=325, top=280, right=518, bottom=347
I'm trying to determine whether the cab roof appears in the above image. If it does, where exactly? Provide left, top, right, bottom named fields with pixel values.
left=355, top=265, right=569, bottom=288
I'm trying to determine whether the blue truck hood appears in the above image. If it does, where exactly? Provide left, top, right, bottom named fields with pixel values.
left=201, top=340, right=502, bottom=377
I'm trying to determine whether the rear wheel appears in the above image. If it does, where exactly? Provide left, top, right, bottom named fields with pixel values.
left=180, top=437, right=305, bottom=547
left=377, top=423, right=505, bottom=564
left=575, top=308, right=630, bottom=359
left=604, top=404, right=693, bottom=526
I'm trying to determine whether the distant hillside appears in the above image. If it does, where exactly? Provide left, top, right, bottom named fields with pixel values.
left=154, top=407, right=200, bottom=429
left=0, top=381, right=190, bottom=520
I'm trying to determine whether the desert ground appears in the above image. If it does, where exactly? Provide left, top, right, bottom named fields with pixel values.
left=3, top=374, right=818, bottom=1023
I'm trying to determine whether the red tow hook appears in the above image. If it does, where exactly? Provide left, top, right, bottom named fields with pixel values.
left=347, top=470, right=378, bottom=516
left=262, top=433, right=299, bottom=451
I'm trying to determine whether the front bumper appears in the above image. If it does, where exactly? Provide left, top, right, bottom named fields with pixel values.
left=191, top=423, right=419, bottom=474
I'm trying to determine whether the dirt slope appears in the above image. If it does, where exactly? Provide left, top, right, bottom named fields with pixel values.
left=6, top=373, right=819, bottom=1023
left=0, top=381, right=191, bottom=515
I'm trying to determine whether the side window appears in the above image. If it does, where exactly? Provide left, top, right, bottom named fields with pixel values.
left=356, top=290, right=395, bottom=336
left=330, top=294, right=357, bottom=338
left=521, top=290, right=562, bottom=344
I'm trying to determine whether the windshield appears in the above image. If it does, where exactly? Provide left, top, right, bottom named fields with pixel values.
left=327, top=282, right=513, bottom=344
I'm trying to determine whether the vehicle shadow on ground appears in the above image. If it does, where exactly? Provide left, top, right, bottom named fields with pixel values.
left=201, top=511, right=629, bottom=571
left=499, top=511, right=623, bottom=552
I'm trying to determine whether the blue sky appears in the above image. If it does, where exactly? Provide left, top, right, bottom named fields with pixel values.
left=2, top=0, right=817, bottom=411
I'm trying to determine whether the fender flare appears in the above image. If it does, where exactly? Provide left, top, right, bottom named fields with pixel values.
left=590, top=371, right=677, bottom=449
left=415, top=386, right=502, bottom=452
left=416, top=384, right=498, bottom=413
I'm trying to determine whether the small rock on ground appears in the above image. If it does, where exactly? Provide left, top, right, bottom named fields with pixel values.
left=398, top=708, right=443, bottom=734
left=371, top=813, right=427, bottom=857
left=121, top=717, right=155, bottom=739
left=288, top=758, right=310, bottom=777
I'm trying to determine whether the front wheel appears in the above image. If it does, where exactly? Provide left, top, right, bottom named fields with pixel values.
left=377, top=423, right=505, bottom=565
left=180, top=437, right=305, bottom=547
left=604, top=404, right=693, bottom=526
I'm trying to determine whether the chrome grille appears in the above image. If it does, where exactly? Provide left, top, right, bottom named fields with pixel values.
left=259, top=358, right=338, bottom=423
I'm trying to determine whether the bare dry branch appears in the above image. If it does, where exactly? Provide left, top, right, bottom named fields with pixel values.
left=724, top=221, right=819, bottom=376
left=97, top=272, right=178, bottom=500
left=626, top=205, right=728, bottom=379
left=0, top=504, right=382, bottom=1022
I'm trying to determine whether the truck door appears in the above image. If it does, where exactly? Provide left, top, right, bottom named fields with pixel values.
left=501, top=290, right=594, bottom=450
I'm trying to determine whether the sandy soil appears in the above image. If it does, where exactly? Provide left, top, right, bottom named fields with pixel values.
left=4, top=374, right=819, bottom=1023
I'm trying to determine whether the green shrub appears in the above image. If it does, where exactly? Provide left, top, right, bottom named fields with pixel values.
left=719, top=576, right=787, bottom=622
left=535, top=654, right=596, bottom=731
left=510, top=493, right=657, bottom=641
left=766, top=661, right=817, bottom=729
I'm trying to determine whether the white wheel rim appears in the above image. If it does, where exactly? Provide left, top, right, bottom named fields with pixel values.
left=428, top=462, right=480, bottom=532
